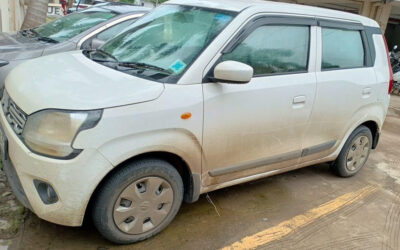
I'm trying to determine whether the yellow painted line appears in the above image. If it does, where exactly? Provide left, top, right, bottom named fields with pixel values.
left=222, top=185, right=377, bottom=250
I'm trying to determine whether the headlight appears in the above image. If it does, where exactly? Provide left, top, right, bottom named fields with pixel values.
left=0, top=60, right=9, bottom=67
left=22, top=109, right=102, bottom=159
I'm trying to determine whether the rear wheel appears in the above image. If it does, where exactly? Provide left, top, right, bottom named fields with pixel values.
left=332, top=126, right=373, bottom=177
left=92, top=159, right=183, bottom=244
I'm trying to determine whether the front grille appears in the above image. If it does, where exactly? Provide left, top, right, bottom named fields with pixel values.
left=1, top=91, right=27, bottom=135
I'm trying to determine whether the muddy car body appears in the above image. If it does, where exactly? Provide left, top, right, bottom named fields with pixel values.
left=0, top=0, right=392, bottom=244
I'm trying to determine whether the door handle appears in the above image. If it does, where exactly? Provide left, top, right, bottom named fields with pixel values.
left=293, top=96, right=306, bottom=104
left=362, top=88, right=372, bottom=95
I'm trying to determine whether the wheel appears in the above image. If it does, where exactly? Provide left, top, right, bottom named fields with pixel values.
left=92, top=159, right=184, bottom=244
left=394, top=88, right=400, bottom=95
left=332, top=126, right=373, bottom=177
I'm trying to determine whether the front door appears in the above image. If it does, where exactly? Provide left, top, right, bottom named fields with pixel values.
left=202, top=19, right=317, bottom=186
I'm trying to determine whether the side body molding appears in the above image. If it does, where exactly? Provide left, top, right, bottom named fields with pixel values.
left=209, top=141, right=337, bottom=177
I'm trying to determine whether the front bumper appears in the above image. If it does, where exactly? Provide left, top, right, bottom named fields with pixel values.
left=0, top=105, right=113, bottom=226
left=2, top=154, right=32, bottom=210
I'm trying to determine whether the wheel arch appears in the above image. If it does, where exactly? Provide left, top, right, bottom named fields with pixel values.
left=84, top=151, right=201, bottom=223
left=359, top=120, right=380, bottom=149
left=330, top=116, right=382, bottom=161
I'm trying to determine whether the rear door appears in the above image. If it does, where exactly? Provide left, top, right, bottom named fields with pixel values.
left=202, top=16, right=318, bottom=186
left=300, top=21, right=378, bottom=163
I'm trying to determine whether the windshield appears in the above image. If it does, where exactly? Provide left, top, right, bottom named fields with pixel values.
left=34, top=10, right=116, bottom=43
left=100, top=5, right=236, bottom=83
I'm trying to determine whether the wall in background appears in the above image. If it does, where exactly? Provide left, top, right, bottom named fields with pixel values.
left=0, top=0, right=25, bottom=32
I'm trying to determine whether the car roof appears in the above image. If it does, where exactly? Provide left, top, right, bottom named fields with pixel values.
left=83, top=2, right=151, bottom=14
left=165, top=0, right=379, bottom=27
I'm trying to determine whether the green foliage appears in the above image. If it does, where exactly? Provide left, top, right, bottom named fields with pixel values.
left=119, top=0, right=136, bottom=3
left=148, top=0, right=168, bottom=4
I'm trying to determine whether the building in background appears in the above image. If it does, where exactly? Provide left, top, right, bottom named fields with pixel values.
left=141, top=0, right=400, bottom=48
left=0, top=0, right=63, bottom=33
left=48, top=0, right=64, bottom=17
left=1, top=0, right=400, bottom=48
left=271, top=0, right=400, bottom=48
left=0, top=0, right=25, bottom=32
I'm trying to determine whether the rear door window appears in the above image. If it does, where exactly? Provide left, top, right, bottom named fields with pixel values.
left=322, top=28, right=365, bottom=70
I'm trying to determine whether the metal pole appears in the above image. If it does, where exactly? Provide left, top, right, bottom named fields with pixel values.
left=77, top=0, right=81, bottom=11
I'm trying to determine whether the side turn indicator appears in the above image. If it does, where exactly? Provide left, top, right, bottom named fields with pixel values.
left=181, top=112, right=192, bottom=120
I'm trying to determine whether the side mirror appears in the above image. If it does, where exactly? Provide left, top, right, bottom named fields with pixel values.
left=0, top=60, right=9, bottom=68
left=213, top=61, right=253, bottom=84
left=91, top=38, right=106, bottom=50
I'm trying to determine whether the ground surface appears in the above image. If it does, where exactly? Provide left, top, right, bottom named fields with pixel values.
left=1, top=96, right=400, bottom=250
left=0, top=165, right=27, bottom=242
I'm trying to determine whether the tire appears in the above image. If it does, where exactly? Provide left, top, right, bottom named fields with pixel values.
left=332, top=125, right=373, bottom=178
left=92, top=159, right=184, bottom=244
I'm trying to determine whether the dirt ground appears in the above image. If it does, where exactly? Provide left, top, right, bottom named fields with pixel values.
left=1, top=96, right=400, bottom=250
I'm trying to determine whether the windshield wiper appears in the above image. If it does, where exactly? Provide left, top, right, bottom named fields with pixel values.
left=19, top=30, right=30, bottom=37
left=84, top=50, right=172, bottom=76
left=37, top=36, right=58, bottom=44
left=29, top=29, right=59, bottom=44
left=95, top=49, right=119, bottom=63
left=28, top=29, right=40, bottom=37
left=118, top=62, right=172, bottom=75
left=19, top=29, right=36, bottom=38
left=84, top=49, right=119, bottom=63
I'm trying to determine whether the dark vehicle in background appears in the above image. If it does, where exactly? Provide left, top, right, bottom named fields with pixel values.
left=391, top=45, right=400, bottom=95
left=68, top=0, right=108, bottom=13
left=0, top=3, right=149, bottom=86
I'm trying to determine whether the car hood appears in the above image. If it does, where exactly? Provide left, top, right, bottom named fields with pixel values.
left=6, top=51, right=165, bottom=114
left=0, top=32, right=46, bottom=60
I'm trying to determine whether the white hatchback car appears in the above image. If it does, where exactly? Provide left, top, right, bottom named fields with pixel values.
left=0, top=0, right=392, bottom=244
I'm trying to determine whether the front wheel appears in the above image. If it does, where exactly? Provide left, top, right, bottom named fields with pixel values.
left=92, top=159, right=183, bottom=244
left=332, top=126, right=373, bottom=177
